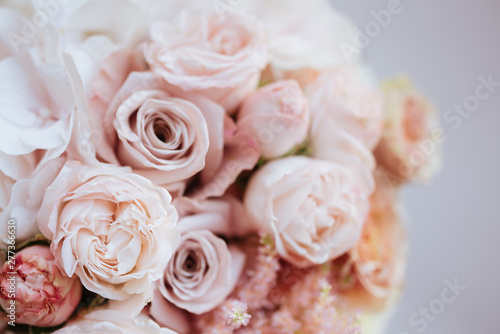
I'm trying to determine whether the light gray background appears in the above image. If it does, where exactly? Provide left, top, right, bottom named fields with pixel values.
left=331, top=1, right=500, bottom=333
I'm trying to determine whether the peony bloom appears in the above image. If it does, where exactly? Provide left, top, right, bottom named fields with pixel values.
left=153, top=198, right=245, bottom=315
left=374, top=76, right=442, bottom=182
left=237, top=80, right=310, bottom=159
left=244, top=156, right=371, bottom=267
left=53, top=305, right=178, bottom=334
left=349, top=170, right=407, bottom=301
left=37, top=161, right=180, bottom=316
left=0, top=245, right=82, bottom=327
left=144, top=8, right=269, bottom=113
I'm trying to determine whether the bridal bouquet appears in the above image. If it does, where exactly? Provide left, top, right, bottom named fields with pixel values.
left=0, top=0, right=441, bottom=333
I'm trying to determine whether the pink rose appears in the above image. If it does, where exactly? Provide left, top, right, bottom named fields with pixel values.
left=144, top=9, right=269, bottom=113
left=304, top=66, right=383, bottom=191
left=374, top=76, right=442, bottom=182
left=84, top=51, right=259, bottom=199
left=84, top=52, right=210, bottom=193
left=152, top=198, right=245, bottom=315
left=244, top=156, right=371, bottom=267
left=158, top=230, right=244, bottom=314
left=0, top=245, right=82, bottom=327
left=306, top=66, right=384, bottom=152
left=54, top=305, right=178, bottom=334
left=237, top=80, right=310, bottom=159
left=37, top=162, right=180, bottom=316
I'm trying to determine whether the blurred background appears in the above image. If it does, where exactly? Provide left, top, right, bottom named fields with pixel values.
left=331, top=0, right=500, bottom=333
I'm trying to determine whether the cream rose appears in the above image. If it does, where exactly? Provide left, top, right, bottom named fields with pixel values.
left=244, top=156, right=371, bottom=267
left=53, top=306, right=178, bottom=334
left=237, top=80, right=310, bottom=159
left=37, top=161, right=180, bottom=316
left=374, top=76, right=442, bottom=182
left=144, top=9, right=269, bottom=113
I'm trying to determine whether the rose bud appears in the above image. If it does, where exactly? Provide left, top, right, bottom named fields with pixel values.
left=0, top=245, right=82, bottom=327
left=374, top=76, right=442, bottom=182
left=244, top=156, right=371, bottom=267
left=237, top=80, right=310, bottom=159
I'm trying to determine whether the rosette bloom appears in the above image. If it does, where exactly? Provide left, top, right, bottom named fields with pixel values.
left=86, top=54, right=259, bottom=199
left=0, top=245, right=82, bottom=327
left=374, top=76, right=442, bottom=182
left=152, top=198, right=245, bottom=315
left=91, top=68, right=211, bottom=193
left=157, top=230, right=244, bottom=314
left=237, top=80, right=310, bottom=159
left=145, top=9, right=269, bottom=113
left=37, top=162, right=180, bottom=315
left=244, top=156, right=371, bottom=267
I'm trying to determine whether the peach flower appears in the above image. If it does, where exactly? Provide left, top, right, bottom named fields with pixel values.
left=144, top=9, right=269, bottom=113
left=244, top=156, right=371, bottom=267
left=37, top=161, right=180, bottom=316
left=374, top=76, right=442, bottom=182
left=237, top=80, right=310, bottom=159
left=0, top=245, right=82, bottom=327
left=349, top=170, right=407, bottom=301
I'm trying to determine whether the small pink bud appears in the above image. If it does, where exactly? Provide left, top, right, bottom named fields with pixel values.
left=0, top=245, right=82, bottom=327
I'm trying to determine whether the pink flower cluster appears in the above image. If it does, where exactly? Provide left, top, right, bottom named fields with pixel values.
left=0, top=0, right=440, bottom=333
